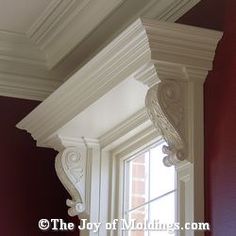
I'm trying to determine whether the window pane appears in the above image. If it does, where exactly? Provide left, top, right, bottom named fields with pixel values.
left=126, top=206, right=148, bottom=236
left=123, top=141, right=176, bottom=236
left=149, top=192, right=176, bottom=236
left=149, top=144, right=175, bottom=200
left=125, top=152, right=149, bottom=210
left=149, top=229, right=172, bottom=236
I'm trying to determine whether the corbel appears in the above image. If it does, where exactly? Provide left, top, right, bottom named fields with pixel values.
left=133, top=19, right=223, bottom=167
left=47, top=135, right=100, bottom=219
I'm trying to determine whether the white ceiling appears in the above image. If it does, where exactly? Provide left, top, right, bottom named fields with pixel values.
left=0, top=0, right=200, bottom=101
left=0, top=0, right=51, bottom=33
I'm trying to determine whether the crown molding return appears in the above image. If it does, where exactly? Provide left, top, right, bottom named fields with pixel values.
left=17, top=19, right=222, bottom=235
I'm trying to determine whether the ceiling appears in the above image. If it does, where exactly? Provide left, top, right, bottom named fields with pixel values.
left=0, top=0, right=200, bottom=101
left=0, top=0, right=51, bottom=33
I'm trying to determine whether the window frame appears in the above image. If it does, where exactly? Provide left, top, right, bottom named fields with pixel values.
left=121, top=139, right=177, bottom=236
left=102, top=130, right=194, bottom=236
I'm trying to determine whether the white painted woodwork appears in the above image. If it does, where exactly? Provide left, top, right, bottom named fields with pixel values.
left=0, top=0, right=200, bottom=100
left=0, top=0, right=50, bottom=33
left=17, top=19, right=222, bottom=236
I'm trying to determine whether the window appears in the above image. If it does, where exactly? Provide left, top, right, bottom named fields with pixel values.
left=122, top=140, right=176, bottom=236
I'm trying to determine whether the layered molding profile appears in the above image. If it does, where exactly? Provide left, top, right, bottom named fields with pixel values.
left=17, top=19, right=222, bottom=236
left=0, top=0, right=200, bottom=101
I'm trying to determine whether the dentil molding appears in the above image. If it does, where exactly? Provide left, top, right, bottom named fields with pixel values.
left=17, top=19, right=222, bottom=227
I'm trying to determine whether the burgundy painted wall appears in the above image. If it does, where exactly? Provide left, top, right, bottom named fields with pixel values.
left=178, top=0, right=236, bottom=235
left=0, top=96, right=78, bottom=235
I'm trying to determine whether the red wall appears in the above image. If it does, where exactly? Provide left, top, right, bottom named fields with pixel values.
left=178, top=0, right=236, bottom=235
left=0, top=96, right=78, bottom=235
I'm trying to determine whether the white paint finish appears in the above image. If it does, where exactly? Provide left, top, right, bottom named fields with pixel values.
left=0, top=0, right=52, bottom=33
left=58, top=78, right=148, bottom=139
left=35, top=0, right=201, bottom=69
left=17, top=19, right=222, bottom=144
left=99, top=110, right=153, bottom=151
left=176, top=161, right=194, bottom=236
left=0, top=0, right=201, bottom=101
left=16, top=19, right=222, bottom=236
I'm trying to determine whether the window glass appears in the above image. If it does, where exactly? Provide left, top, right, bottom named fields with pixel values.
left=123, top=141, right=176, bottom=236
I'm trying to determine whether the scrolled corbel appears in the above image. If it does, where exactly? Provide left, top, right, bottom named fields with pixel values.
left=145, top=79, right=187, bottom=167
left=55, top=146, right=87, bottom=217
left=162, top=145, right=185, bottom=167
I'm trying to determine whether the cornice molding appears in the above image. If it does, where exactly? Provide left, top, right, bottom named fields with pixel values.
left=157, top=0, right=200, bottom=22
left=17, top=19, right=222, bottom=226
left=17, top=18, right=151, bottom=143
left=0, top=71, right=61, bottom=101
left=17, top=18, right=222, bottom=145
left=29, top=0, right=125, bottom=69
left=0, top=0, right=201, bottom=101
left=0, top=31, right=61, bottom=100
left=0, top=30, right=45, bottom=66
left=25, top=0, right=201, bottom=70
left=27, top=0, right=72, bottom=43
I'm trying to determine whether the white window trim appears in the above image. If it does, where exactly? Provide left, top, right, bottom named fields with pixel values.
left=16, top=18, right=222, bottom=236
left=103, top=128, right=193, bottom=236
left=115, top=137, right=171, bottom=236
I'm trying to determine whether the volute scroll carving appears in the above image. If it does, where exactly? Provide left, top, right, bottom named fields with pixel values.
left=145, top=79, right=187, bottom=167
left=55, top=146, right=87, bottom=217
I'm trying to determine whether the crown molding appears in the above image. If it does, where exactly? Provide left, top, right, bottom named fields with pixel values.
left=17, top=19, right=222, bottom=229
left=0, top=0, right=200, bottom=101
left=26, top=0, right=201, bottom=69
left=0, top=71, right=61, bottom=101
left=0, top=30, right=62, bottom=100
left=52, top=0, right=201, bottom=82
left=29, top=0, right=125, bottom=69
left=26, top=0, right=68, bottom=42
left=17, top=18, right=222, bottom=144
left=156, top=0, right=200, bottom=22
left=0, top=30, right=45, bottom=66
left=17, top=18, right=150, bottom=142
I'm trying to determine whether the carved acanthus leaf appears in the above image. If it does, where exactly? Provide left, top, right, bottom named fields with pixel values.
left=145, top=80, right=187, bottom=166
left=55, top=147, right=86, bottom=217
